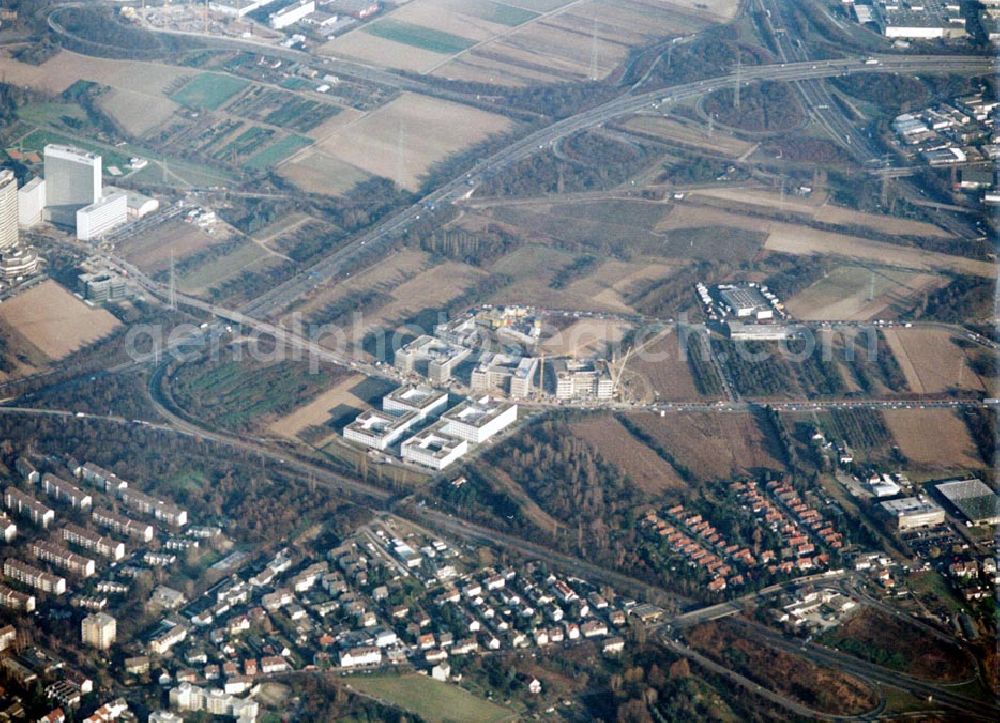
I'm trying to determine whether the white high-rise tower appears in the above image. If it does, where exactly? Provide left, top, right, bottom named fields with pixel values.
left=43, top=144, right=102, bottom=227
left=0, top=169, right=19, bottom=250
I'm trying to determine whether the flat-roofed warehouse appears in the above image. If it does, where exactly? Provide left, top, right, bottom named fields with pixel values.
left=935, top=479, right=1000, bottom=527
left=880, top=496, right=945, bottom=530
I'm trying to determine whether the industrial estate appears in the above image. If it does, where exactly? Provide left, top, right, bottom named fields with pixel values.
left=0, top=0, right=995, bottom=721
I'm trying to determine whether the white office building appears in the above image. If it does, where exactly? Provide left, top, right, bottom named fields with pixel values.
left=270, top=0, right=314, bottom=28
left=343, top=409, right=419, bottom=450
left=441, top=396, right=518, bottom=444
left=401, top=422, right=469, bottom=470
left=382, top=385, right=449, bottom=419
left=17, top=177, right=45, bottom=227
left=44, top=144, right=102, bottom=227
left=76, top=191, right=127, bottom=241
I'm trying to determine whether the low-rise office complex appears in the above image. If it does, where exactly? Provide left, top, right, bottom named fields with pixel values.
left=401, top=422, right=470, bottom=471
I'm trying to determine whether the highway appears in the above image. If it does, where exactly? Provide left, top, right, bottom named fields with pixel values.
left=234, top=52, right=990, bottom=321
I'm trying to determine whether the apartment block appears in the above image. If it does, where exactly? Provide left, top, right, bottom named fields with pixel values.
left=4, top=487, right=55, bottom=528
left=40, top=473, right=93, bottom=510
left=92, top=508, right=155, bottom=542
left=31, top=541, right=96, bottom=577
left=63, top=524, right=126, bottom=561
left=4, top=558, right=66, bottom=594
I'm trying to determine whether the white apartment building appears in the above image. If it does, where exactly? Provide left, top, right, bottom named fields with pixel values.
left=17, top=177, right=45, bottom=228
left=0, top=169, right=18, bottom=250
left=440, top=396, right=518, bottom=443
left=82, top=612, right=116, bottom=650
left=4, top=558, right=66, bottom=594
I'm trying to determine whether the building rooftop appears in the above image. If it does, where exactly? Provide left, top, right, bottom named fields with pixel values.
left=344, top=409, right=418, bottom=436
left=935, top=479, right=999, bottom=523
left=383, top=385, right=447, bottom=411
left=880, top=496, right=943, bottom=517
left=43, top=144, right=100, bottom=162
left=441, top=396, right=514, bottom=429
left=401, top=422, right=465, bottom=460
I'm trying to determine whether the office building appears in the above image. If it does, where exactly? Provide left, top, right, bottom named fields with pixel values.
left=76, top=191, right=127, bottom=241
left=0, top=169, right=18, bottom=250
left=440, top=396, right=518, bottom=444
left=82, top=612, right=116, bottom=650
left=343, top=409, right=419, bottom=450
left=382, top=385, right=449, bottom=419
left=471, top=354, right=538, bottom=399
left=394, top=335, right=471, bottom=383
left=43, top=144, right=101, bottom=227
left=17, top=177, right=45, bottom=227
left=78, top=271, right=128, bottom=302
left=401, top=422, right=469, bottom=470
left=551, top=359, right=614, bottom=401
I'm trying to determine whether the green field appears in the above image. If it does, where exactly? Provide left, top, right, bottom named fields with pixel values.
left=344, top=674, right=514, bottom=723
left=467, top=0, right=539, bottom=25
left=178, top=241, right=268, bottom=293
left=16, top=129, right=131, bottom=169
left=244, top=134, right=312, bottom=171
left=17, top=101, right=88, bottom=128
left=363, top=19, right=475, bottom=54
left=170, top=72, right=249, bottom=110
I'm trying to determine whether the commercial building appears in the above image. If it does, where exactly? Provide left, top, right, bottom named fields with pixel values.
left=0, top=169, right=19, bottom=250
left=78, top=271, right=129, bottom=302
left=76, top=191, right=127, bottom=241
left=31, top=541, right=96, bottom=577
left=105, top=186, right=160, bottom=219
left=269, top=0, right=314, bottom=28
left=471, top=354, right=538, bottom=399
left=394, top=335, right=471, bottom=384
left=935, top=479, right=1000, bottom=527
left=880, top=496, right=945, bottom=530
left=726, top=322, right=795, bottom=342
left=882, top=4, right=966, bottom=40
left=551, top=359, right=614, bottom=401
left=4, top=558, right=66, bottom=594
left=81, top=612, right=116, bottom=650
left=400, top=422, right=469, bottom=470
left=0, top=245, right=40, bottom=280
left=43, top=144, right=102, bottom=227
left=62, top=523, right=126, bottom=561
left=718, top=285, right=774, bottom=320
left=17, top=177, right=45, bottom=227
left=382, top=385, right=449, bottom=419
left=4, top=488, right=55, bottom=528
left=342, top=409, right=419, bottom=451
left=440, top=396, right=517, bottom=444
left=208, top=0, right=272, bottom=16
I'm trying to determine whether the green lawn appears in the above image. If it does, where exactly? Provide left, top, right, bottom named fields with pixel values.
left=170, top=72, right=249, bottom=110
left=363, top=19, right=475, bottom=55
left=466, top=0, right=539, bottom=25
left=244, top=134, right=312, bottom=171
left=17, top=101, right=88, bottom=128
left=345, top=673, right=515, bottom=723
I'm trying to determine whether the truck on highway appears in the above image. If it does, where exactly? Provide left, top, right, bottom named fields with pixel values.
left=864, top=57, right=879, bottom=65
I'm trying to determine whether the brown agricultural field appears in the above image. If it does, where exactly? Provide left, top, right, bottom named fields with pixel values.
left=0, top=281, right=121, bottom=360
left=785, top=265, right=946, bottom=321
left=570, top=416, right=686, bottom=494
left=623, top=410, right=784, bottom=482
left=882, top=408, right=983, bottom=470
left=119, top=218, right=236, bottom=274
left=623, top=328, right=706, bottom=402
left=275, top=149, right=372, bottom=196
left=268, top=373, right=371, bottom=443
left=0, top=50, right=188, bottom=134
left=540, top=317, right=631, bottom=358
left=881, top=328, right=987, bottom=394
left=312, top=93, right=511, bottom=191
